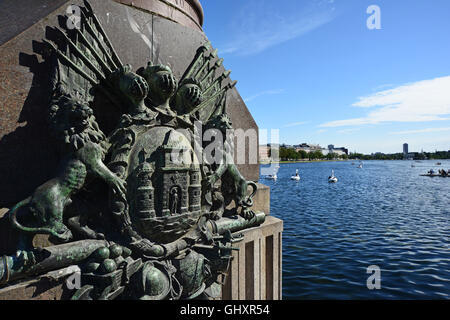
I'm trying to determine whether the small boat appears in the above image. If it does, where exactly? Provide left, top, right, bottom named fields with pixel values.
left=420, top=169, right=449, bottom=177
left=357, top=163, right=363, bottom=169
left=436, top=162, right=442, bottom=165
left=328, top=170, right=338, bottom=183
left=265, top=174, right=277, bottom=180
left=291, top=169, right=300, bottom=181
left=420, top=173, right=450, bottom=178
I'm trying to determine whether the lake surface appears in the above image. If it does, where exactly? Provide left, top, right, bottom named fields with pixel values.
left=260, top=160, right=450, bottom=299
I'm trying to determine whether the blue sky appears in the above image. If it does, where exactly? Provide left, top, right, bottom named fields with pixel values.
left=201, top=0, right=450, bottom=154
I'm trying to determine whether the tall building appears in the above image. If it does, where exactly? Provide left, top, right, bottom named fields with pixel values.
left=403, top=143, right=409, bottom=155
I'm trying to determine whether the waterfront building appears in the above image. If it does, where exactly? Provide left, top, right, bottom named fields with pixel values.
left=325, top=145, right=349, bottom=156
left=289, top=143, right=349, bottom=156
left=259, top=145, right=271, bottom=162
left=331, top=147, right=349, bottom=156
left=294, top=143, right=322, bottom=153
left=259, top=143, right=281, bottom=162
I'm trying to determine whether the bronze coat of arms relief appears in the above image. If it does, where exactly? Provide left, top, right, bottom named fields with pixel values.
left=0, top=0, right=264, bottom=300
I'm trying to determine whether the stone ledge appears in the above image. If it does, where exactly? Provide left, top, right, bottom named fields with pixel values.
left=0, top=266, right=78, bottom=300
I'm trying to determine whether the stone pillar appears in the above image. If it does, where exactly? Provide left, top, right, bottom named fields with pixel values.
left=222, top=216, right=283, bottom=300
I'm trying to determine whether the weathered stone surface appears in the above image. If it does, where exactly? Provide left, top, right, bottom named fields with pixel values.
left=0, top=266, right=77, bottom=300
left=0, top=13, right=61, bottom=207
left=114, top=0, right=204, bottom=31
left=0, top=0, right=259, bottom=209
left=252, top=183, right=270, bottom=215
left=0, top=0, right=68, bottom=46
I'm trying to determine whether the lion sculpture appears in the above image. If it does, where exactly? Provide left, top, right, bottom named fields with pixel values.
left=8, top=94, right=127, bottom=245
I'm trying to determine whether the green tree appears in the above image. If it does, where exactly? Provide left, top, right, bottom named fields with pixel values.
left=326, top=152, right=337, bottom=160
left=279, top=147, right=288, bottom=160
left=298, top=150, right=307, bottom=159
left=310, top=150, right=324, bottom=160
left=287, top=148, right=299, bottom=160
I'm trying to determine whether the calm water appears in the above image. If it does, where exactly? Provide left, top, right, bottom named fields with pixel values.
left=260, top=160, right=450, bottom=299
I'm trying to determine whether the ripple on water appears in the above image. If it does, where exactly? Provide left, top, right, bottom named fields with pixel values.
left=261, top=160, right=450, bottom=299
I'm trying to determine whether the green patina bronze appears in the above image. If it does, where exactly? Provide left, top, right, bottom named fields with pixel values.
left=0, top=0, right=264, bottom=300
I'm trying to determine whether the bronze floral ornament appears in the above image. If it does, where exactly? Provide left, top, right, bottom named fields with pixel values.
left=0, top=0, right=264, bottom=300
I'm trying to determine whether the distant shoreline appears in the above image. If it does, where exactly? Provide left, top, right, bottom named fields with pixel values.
left=260, top=159, right=449, bottom=165
left=260, top=160, right=348, bottom=164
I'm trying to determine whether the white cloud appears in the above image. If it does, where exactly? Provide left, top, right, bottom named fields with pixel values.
left=321, top=76, right=450, bottom=127
left=283, top=121, right=308, bottom=128
left=337, top=128, right=361, bottom=134
left=220, top=1, right=337, bottom=56
left=389, top=127, right=450, bottom=135
left=244, top=89, right=285, bottom=103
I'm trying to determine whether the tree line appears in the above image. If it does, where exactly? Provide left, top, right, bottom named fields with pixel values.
left=278, top=147, right=348, bottom=161
left=349, top=151, right=450, bottom=161
left=275, top=147, right=450, bottom=161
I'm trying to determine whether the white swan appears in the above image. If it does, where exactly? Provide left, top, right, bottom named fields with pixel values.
left=265, top=174, right=277, bottom=180
left=291, top=169, right=300, bottom=181
left=328, top=170, right=338, bottom=183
